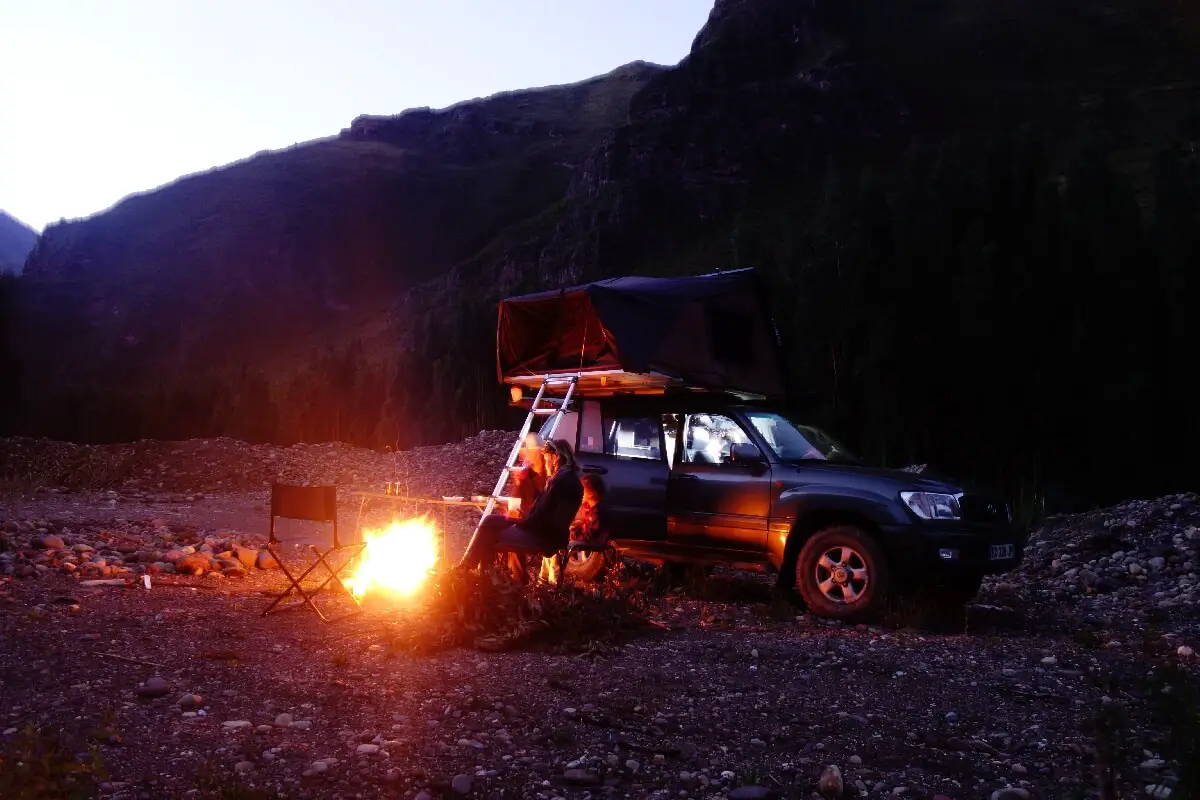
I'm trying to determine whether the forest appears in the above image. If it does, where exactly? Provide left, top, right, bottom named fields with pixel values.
left=1, top=129, right=1197, bottom=519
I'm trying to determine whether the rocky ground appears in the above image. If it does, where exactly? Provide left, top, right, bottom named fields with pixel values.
left=1, top=434, right=1198, bottom=800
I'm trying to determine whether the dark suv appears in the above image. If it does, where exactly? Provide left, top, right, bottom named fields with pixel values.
left=543, top=393, right=1023, bottom=621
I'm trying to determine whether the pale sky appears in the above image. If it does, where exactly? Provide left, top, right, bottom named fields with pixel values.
left=0, top=0, right=713, bottom=231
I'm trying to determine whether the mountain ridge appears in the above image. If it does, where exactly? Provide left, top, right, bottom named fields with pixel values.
left=0, top=211, right=37, bottom=275
left=15, top=60, right=663, bottom=388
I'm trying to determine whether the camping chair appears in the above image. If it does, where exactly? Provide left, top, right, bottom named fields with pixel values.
left=261, top=484, right=366, bottom=623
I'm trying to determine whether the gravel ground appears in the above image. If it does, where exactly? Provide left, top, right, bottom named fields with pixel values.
left=1, top=435, right=1198, bottom=799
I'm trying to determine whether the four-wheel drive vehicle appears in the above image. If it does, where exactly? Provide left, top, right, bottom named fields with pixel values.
left=493, top=268, right=1024, bottom=621
left=539, top=394, right=1024, bottom=621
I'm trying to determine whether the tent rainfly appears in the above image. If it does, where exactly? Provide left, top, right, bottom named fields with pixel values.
left=495, top=268, right=786, bottom=399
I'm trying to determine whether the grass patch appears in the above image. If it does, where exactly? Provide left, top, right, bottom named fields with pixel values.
left=0, top=724, right=106, bottom=800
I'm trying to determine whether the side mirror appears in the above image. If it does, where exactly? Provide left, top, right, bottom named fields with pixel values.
left=729, top=442, right=765, bottom=466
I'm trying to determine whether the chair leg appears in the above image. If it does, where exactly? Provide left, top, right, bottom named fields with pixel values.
left=262, top=545, right=329, bottom=619
left=262, top=543, right=366, bottom=623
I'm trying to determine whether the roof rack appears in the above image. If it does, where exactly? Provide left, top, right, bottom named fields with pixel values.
left=505, top=369, right=768, bottom=401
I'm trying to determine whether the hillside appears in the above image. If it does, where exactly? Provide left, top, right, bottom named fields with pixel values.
left=0, top=211, right=36, bottom=275
left=5, top=0, right=1200, bottom=510
left=13, top=62, right=663, bottom=388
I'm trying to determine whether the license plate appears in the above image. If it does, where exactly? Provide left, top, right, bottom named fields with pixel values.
left=989, top=543, right=1015, bottom=560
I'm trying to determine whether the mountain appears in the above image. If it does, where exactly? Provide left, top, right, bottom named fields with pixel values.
left=0, top=211, right=36, bottom=275
left=14, top=61, right=663, bottom=388
left=7, top=0, right=1200, bottom=509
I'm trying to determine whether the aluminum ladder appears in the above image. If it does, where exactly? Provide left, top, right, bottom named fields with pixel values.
left=471, top=375, right=578, bottom=537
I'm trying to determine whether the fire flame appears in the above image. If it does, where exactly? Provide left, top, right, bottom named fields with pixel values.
left=346, top=516, right=441, bottom=599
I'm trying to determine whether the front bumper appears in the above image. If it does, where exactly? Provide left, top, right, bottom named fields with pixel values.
left=880, top=522, right=1026, bottom=574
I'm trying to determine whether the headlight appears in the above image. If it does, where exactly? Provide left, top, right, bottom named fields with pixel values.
left=901, top=491, right=962, bottom=520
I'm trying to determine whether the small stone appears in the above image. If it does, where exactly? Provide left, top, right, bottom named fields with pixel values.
left=255, top=724, right=272, bottom=734
left=1129, top=562, right=1144, bottom=576
left=625, top=759, right=641, bottom=773
left=137, top=676, right=170, bottom=698
left=309, top=760, right=328, bottom=774
left=274, top=713, right=293, bottom=727
left=356, top=743, right=379, bottom=755
left=451, top=774, right=473, bottom=794
left=945, top=711, right=958, bottom=723
left=256, top=550, right=280, bottom=570
left=291, top=720, right=312, bottom=730
left=222, top=720, right=252, bottom=729
left=991, top=789, right=1031, bottom=800
left=563, top=768, right=601, bottom=786
left=1040, top=656, right=1057, bottom=666
left=729, top=787, right=774, bottom=800
left=848, top=755, right=862, bottom=766
left=234, top=761, right=254, bottom=773
left=178, top=694, right=203, bottom=710
left=1011, top=763, right=1028, bottom=774
left=818, top=764, right=844, bottom=798
left=1179, top=645, right=1195, bottom=658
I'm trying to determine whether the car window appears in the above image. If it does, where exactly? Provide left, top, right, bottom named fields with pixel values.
left=602, top=416, right=664, bottom=461
left=681, top=413, right=758, bottom=465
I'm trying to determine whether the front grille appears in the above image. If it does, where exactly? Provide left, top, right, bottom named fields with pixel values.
left=959, top=494, right=1008, bottom=523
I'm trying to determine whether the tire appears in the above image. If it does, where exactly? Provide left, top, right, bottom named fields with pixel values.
left=795, top=525, right=889, bottom=622
left=563, top=547, right=610, bottom=582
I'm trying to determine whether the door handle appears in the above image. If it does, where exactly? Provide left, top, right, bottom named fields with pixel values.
left=674, top=473, right=699, bottom=481
left=582, top=466, right=608, bottom=475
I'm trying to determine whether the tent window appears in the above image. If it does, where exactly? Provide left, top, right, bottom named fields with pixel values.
left=708, top=305, right=755, bottom=366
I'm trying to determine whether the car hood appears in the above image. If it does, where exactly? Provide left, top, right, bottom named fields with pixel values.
left=784, top=461, right=967, bottom=494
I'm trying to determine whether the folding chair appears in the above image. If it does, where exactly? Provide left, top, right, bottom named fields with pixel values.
left=261, top=484, right=366, bottom=623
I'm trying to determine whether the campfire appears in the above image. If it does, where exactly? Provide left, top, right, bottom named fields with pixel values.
left=345, top=516, right=442, bottom=599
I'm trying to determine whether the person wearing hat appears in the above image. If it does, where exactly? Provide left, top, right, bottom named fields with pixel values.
left=455, top=438, right=583, bottom=575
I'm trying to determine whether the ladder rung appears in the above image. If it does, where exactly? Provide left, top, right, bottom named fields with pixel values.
left=531, top=408, right=558, bottom=415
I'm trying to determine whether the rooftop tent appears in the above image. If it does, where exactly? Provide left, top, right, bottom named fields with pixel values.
left=496, top=268, right=787, bottom=398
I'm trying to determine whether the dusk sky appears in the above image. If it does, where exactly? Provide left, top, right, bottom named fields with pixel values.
left=0, top=0, right=713, bottom=231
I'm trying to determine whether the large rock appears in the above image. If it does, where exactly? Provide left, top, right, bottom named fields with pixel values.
left=233, top=545, right=258, bottom=568
left=174, top=553, right=210, bottom=574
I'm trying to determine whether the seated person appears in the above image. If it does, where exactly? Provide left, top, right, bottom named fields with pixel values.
left=570, top=473, right=611, bottom=546
left=509, top=431, right=548, bottom=518
left=455, top=439, right=583, bottom=574
left=540, top=472, right=610, bottom=583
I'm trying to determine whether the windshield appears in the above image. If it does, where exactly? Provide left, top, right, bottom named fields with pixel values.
left=744, top=411, right=860, bottom=464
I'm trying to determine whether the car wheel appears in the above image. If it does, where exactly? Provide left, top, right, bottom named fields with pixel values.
left=795, top=525, right=889, bottom=622
left=563, top=547, right=609, bottom=582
